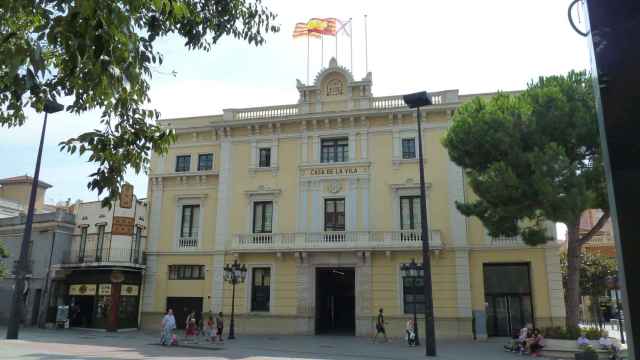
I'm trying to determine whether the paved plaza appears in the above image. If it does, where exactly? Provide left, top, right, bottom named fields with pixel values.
left=0, top=327, right=539, bottom=360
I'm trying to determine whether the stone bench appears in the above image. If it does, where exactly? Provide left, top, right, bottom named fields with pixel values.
left=539, top=339, right=627, bottom=359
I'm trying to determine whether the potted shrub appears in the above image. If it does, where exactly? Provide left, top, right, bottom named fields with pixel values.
left=575, top=345, right=598, bottom=360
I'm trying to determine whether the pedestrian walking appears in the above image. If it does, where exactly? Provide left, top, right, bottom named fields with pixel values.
left=373, top=308, right=388, bottom=343
left=215, top=312, right=224, bottom=342
left=160, top=309, right=176, bottom=346
left=185, top=311, right=197, bottom=339
left=406, top=319, right=416, bottom=346
left=205, top=315, right=216, bottom=342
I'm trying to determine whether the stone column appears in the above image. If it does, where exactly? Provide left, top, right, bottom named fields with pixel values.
left=295, top=259, right=314, bottom=334
left=355, top=255, right=373, bottom=336
left=212, top=132, right=233, bottom=312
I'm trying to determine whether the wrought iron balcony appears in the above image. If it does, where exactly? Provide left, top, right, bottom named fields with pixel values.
left=231, top=230, right=442, bottom=252
left=63, top=247, right=143, bottom=265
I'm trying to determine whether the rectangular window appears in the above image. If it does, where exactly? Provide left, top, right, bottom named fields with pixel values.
left=168, top=265, right=205, bottom=280
left=324, top=198, right=345, bottom=231
left=251, top=267, right=271, bottom=311
left=96, top=224, right=106, bottom=261
left=402, top=138, right=416, bottom=159
left=180, top=205, right=200, bottom=238
left=253, top=201, right=273, bottom=233
left=321, top=138, right=349, bottom=163
left=400, top=196, right=421, bottom=230
left=131, top=226, right=142, bottom=263
left=258, top=148, right=271, bottom=168
left=175, top=155, right=191, bottom=172
left=403, top=276, right=425, bottom=314
left=78, top=227, right=88, bottom=261
left=197, top=153, right=213, bottom=171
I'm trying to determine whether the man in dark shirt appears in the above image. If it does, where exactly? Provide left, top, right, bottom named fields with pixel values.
left=373, top=308, right=388, bottom=342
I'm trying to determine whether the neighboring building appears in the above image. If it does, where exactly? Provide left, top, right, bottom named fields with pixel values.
left=50, top=184, right=147, bottom=330
left=0, top=175, right=52, bottom=215
left=580, top=209, right=615, bottom=257
left=141, top=58, right=564, bottom=339
left=0, top=210, right=75, bottom=326
left=0, top=175, right=76, bottom=326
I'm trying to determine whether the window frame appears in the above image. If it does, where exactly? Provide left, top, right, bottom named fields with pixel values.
left=96, top=224, right=106, bottom=261
left=253, top=201, right=273, bottom=233
left=131, top=226, right=142, bottom=263
left=400, top=195, right=421, bottom=230
left=251, top=267, right=271, bottom=312
left=78, top=226, right=88, bottom=261
left=320, top=137, right=349, bottom=163
left=401, top=138, right=417, bottom=159
left=175, top=155, right=191, bottom=172
left=180, top=204, right=200, bottom=238
left=197, top=153, right=213, bottom=171
left=324, top=198, right=346, bottom=231
left=168, top=265, right=205, bottom=280
left=258, top=148, right=271, bottom=168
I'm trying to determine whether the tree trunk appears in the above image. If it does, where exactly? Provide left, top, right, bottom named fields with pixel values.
left=566, top=220, right=582, bottom=329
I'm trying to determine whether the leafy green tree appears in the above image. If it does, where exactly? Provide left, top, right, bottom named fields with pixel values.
left=561, top=251, right=617, bottom=323
left=0, top=0, right=278, bottom=205
left=442, top=71, right=609, bottom=328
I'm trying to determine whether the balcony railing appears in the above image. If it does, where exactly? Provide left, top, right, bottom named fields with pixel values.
left=178, top=236, right=199, bottom=249
left=232, top=230, right=442, bottom=252
left=64, top=247, right=143, bottom=265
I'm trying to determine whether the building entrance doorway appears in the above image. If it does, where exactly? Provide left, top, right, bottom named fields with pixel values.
left=484, top=263, right=534, bottom=337
left=315, top=267, right=355, bottom=335
left=70, top=296, right=95, bottom=327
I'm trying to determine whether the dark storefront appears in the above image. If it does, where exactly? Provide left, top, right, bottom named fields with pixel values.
left=53, top=268, right=142, bottom=330
left=484, top=263, right=534, bottom=337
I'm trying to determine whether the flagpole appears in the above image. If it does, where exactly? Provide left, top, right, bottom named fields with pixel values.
left=364, top=14, right=368, bottom=74
left=349, top=18, right=353, bottom=74
left=307, top=31, right=310, bottom=84
left=335, top=28, right=338, bottom=63
left=321, top=33, right=324, bottom=68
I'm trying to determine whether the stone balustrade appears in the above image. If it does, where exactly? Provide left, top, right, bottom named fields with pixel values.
left=231, top=230, right=443, bottom=252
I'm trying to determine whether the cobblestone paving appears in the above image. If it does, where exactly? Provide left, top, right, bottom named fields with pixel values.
left=0, top=327, right=555, bottom=360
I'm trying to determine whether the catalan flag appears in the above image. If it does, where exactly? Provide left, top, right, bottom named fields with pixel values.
left=293, top=18, right=338, bottom=38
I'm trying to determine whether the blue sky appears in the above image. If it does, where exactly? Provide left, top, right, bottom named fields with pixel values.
left=0, top=0, right=590, bottom=225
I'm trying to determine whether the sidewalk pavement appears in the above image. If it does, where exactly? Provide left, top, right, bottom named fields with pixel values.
left=0, top=326, right=555, bottom=360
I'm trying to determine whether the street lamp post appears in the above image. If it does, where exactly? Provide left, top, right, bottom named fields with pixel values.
left=6, top=100, right=64, bottom=340
left=606, top=275, right=625, bottom=344
left=223, top=259, right=247, bottom=340
left=403, top=91, right=436, bottom=357
left=401, top=259, right=425, bottom=346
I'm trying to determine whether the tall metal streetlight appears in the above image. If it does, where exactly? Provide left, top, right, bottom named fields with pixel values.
left=606, top=275, right=625, bottom=344
left=223, top=259, right=247, bottom=340
left=401, top=259, right=425, bottom=346
left=402, top=91, right=436, bottom=357
left=6, top=100, right=64, bottom=340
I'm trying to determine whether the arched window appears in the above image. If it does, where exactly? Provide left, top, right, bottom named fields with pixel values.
left=326, top=79, right=344, bottom=96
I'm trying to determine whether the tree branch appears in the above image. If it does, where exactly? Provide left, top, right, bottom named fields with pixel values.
left=577, top=209, right=611, bottom=247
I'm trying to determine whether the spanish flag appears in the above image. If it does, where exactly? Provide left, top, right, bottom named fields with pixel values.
left=293, top=18, right=338, bottom=38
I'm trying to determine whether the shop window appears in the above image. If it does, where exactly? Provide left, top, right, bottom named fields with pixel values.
left=251, top=268, right=271, bottom=311
left=175, top=155, right=191, bottom=172
left=403, top=276, right=425, bottom=314
left=197, top=153, right=213, bottom=171
left=402, top=138, right=416, bottom=159
left=321, top=138, right=348, bottom=163
left=169, top=265, right=205, bottom=280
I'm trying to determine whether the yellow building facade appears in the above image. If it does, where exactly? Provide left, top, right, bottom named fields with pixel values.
left=141, top=58, right=565, bottom=339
